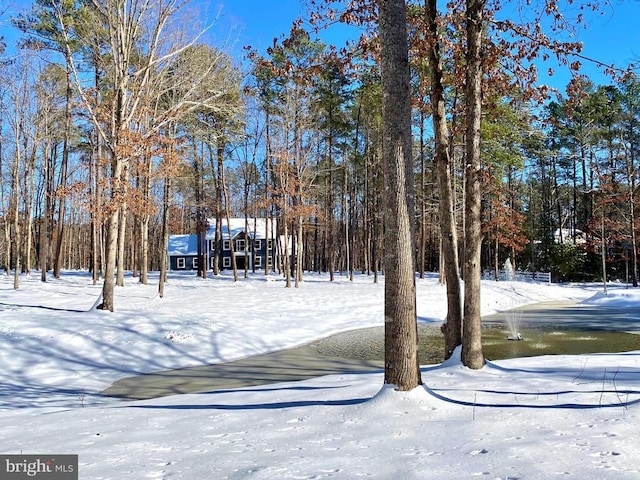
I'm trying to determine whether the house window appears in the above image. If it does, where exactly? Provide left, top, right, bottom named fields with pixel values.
left=223, top=239, right=231, bottom=251
left=177, top=257, right=186, bottom=269
left=223, top=256, right=231, bottom=268
left=208, top=240, right=215, bottom=252
left=192, top=257, right=198, bottom=269
left=255, top=256, right=263, bottom=268
left=236, top=239, right=246, bottom=251
left=254, top=239, right=262, bottom=250
left=267, top=239, right=274, bottom=251
left=210, top=256, right=216, bottom=268
left=267, top=255, right=273, bottom=267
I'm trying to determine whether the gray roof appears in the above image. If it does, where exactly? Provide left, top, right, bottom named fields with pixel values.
left=168, top=218, right=276, bottom=256
left=206, top=218, right=275, bottom=240
left=167, top=234, right=199, bottom=256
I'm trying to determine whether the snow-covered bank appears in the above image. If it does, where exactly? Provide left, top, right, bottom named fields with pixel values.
left=0, top=271, right=595, bottom=409
left=1, top=271, right=639, bottom=479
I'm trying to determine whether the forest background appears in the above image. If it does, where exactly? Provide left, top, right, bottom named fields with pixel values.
left=0, top=0, right=639, bottom=307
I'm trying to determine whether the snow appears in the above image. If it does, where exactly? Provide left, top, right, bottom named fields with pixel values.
left=167, top=234, right=198, bottom=257
left=1, top=271, right=640, bottom=479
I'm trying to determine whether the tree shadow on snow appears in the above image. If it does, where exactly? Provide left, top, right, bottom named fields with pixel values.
left=0, top=302, right=87, bottom=314
left=419, top=358, right=640, bottom=410
left=128, top=396, right=371, bottom=411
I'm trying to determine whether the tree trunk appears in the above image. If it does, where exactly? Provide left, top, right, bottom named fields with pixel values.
left=282, top=212, right=291, bottom=287
left=39, top=215, right=49, bottom=281
left=461, top=0, right=486, bottom=369
left=158, top=176, right=171, bottom=298
left=12, top=209, right=20, bottom=289
left=296, top=216, right=303, bottom=286
left=419, top=109, right=426, bottom=279
left=194, top=144, right=206, bottom=279
left=626, top=148, right=638, bottom=287
left=116, top=195, right=128, bottom=287
left=92, top=58, right=105, bottom=284
left=630, top=194, right=638, bottom=287
left=494, top=236, right=499, bottom=280
left=436, top=158, right=463, bottom=360
left=343, top=167, right=350, bottom=279
left=600, top=205, right=608, bottom=294
left=379, top=0, right=422, bottom=390
left=139, top=144, right=152, bottom=285
left=140, top=215, right=150, bottom=284
left=40, top=142, right=53, bottom=282
left=207, top=139, right=222, bottom=276
left=244, top=182, right=250, bottom=279
left=328, top=163, right=335, bottom=281
left=264, top=109, right=272, bottom=276
left=213, top=214, right=221, bottom=276
left=53, top=60, right=72, bottom=279
left=11, top=145, right=21, bottom=290
left=98, top=136, right=126, bottom=311
left=100, top=207, right=119, bottom=311
left=24, top=141, right=36, bottom=275
left=364, top=134, right=372, bottom=276
left=425, top=0, right=463, bottom=360
left=219, top=142, right=238, bottom=282
left=90, top=66, right=101, bottom=285
left=0, top=111, right=8, bottom=276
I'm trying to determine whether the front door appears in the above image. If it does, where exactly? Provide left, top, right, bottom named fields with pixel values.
left=234, top=254, right=251, bottom=270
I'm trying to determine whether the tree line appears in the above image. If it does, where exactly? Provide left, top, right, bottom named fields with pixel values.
left=0, top=0, right=638, bottom=383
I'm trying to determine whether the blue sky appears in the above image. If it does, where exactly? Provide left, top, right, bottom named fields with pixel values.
left=213, top=0, right=639, bottom=91
left=2, top=0, right=637, bottom=91
left=213, top=0, right=310, bottom=52
left=209, top=0, right=360, bottom=58
left=534, top=0, right=640, bottom=88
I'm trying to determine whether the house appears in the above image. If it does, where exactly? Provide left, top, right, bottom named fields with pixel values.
left=168, top=218, right=278, bottom=272
left=553, top=228, right=587, bottom=245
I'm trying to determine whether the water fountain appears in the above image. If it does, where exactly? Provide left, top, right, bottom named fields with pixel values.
left=502, top=261, right=523, bottom=340
left=505, top=307, right=524, bottom=340
left=503, top=258, right=515, bottom=281
left=506, top=309, right=524, bottom=341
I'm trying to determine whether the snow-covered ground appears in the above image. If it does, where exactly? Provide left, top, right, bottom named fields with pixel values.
left=1, top=270, right=639, bottom=479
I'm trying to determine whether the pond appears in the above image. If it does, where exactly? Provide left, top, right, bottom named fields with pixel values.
left=103, top=302, right=640, bottom=400
left=314, top=322, right=640, bottom=366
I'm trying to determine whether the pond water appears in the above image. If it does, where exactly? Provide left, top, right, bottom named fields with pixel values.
left=314, top=323, right=640, bottom=366
left=481, top=323, right=640, bottom=361
left=104, top=302, right=640, bottom=400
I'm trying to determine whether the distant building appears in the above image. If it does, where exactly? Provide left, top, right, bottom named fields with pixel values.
left=553, top=228, right=587, bottom=245
left=168, top=218, right=278, bottom=271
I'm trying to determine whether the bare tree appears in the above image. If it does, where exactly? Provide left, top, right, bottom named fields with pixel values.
left=12, top=0, right=80, bottom=280
left=54, top=0, right=234, bottom=310
left=379, top=0, right=422, bottom=390
left=0, top=86, right=8, bottom=276
left=4, top=58, right=38, bottom=288
left=424, top=0, right=463, bottom=360
left=33, top=67, right=59, bottom=282
left=461, top=0, right=486, bottom=369
left=158, top=125, right=180, bottom=298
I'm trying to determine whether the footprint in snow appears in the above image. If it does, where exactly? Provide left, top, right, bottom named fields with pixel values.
left=469, top=448, right=489, bottom=455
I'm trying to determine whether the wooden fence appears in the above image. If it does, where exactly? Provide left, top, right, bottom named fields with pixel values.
left=483, top=270, right=552, bottom=283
